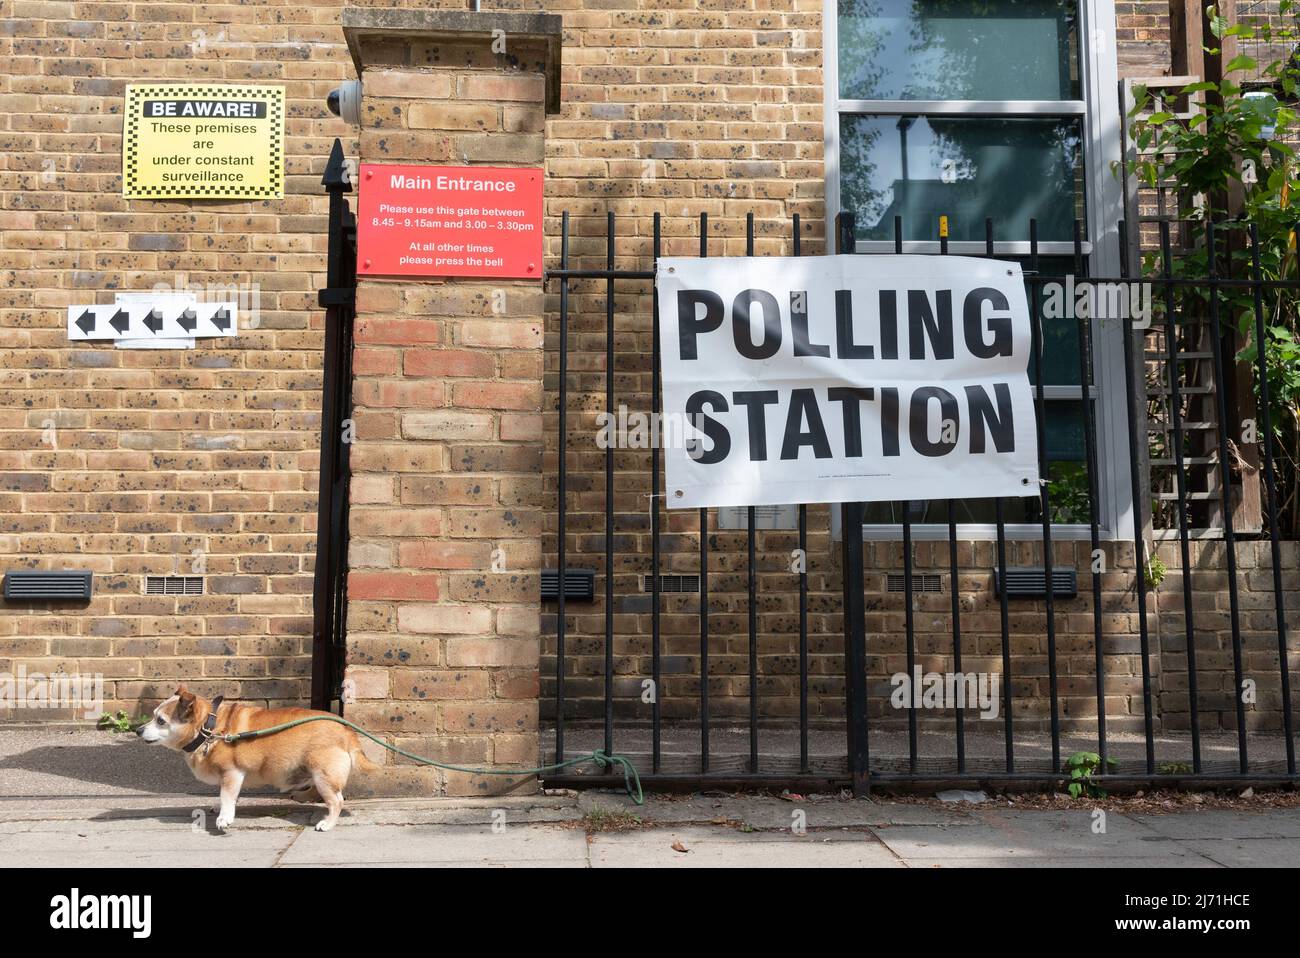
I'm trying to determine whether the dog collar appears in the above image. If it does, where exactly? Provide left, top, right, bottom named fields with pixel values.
left=182, top=695, right=224, bottom=753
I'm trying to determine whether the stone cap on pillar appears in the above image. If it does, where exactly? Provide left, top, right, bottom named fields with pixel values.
left=341, top=8, right=564, bottom=114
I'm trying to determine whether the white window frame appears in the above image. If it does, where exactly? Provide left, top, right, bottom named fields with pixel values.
left=823, top=0, right=1133, bottom=542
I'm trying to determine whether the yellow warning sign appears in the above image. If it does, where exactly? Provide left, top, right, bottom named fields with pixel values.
left=123, top=84, right=284, bottom=200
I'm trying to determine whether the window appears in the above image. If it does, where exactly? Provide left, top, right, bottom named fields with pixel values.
left=825, top=0, right=1131, bottom=540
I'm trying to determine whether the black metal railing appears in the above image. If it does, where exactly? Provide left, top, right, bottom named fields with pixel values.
left=541, top=208, right=1300, bottom=793
left=310, top=139, right=357, bottom=713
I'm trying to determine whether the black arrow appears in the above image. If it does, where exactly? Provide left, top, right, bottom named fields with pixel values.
left=177, top=308, right=198, bottom=334
left=210, top=308, right=231, bottom=332
left=144, top=309, right=165, bottom=335
left=75, top=309, right=96, bottom=336
left=109, top=309, right=130, bottom=335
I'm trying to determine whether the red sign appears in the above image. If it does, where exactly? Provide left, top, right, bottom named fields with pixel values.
left=356, top=163, right=543, bottom=279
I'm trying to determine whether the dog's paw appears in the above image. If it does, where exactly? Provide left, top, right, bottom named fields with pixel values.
left=215, top=812, right=234, bottom=831
left=314, top=818, right=335, bottom=832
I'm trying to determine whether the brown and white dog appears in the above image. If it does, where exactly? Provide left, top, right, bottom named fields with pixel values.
left=136, top=685, right=376, bottom=832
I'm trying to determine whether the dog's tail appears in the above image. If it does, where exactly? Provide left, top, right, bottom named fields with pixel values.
left=351, top=747, right=382, bottom=773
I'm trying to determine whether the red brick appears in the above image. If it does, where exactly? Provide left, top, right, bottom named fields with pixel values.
left=403, top=349, right=495, bottom=378
left=356, top=317, right=443, bottom=346
left=347, top=571, right=441, bottom=602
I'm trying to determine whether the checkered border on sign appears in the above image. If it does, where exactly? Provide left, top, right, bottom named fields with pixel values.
left=123, top=85, right=284, bottom=199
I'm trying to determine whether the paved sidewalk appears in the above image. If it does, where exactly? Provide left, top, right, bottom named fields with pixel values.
left=2, top=729, right=1297, bottom=867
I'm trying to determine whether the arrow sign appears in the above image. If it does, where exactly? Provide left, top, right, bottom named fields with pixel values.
left=67, top=301, right=238, bottom=340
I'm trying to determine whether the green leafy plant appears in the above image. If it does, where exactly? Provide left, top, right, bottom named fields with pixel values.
left=1159, top=760, right=1194, bottom=774
left=1047, top=461, right=1091, bottom=524
left=1062, top=750, right=1118, bottom=798
left=1144, top=552, right=1168, bottom=590
left=1127, top=5, right=1300, bottom=534
left=96, top=710, right=145, bottom=733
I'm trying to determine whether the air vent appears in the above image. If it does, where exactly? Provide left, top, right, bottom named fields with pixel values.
left=886, top=573, right=943, bottom=593
left=3, top=570, right=92, bottom=601
left=643, top=574, right=701, bottom=593
left=995, top=567, right=1078, bottom=599
left=145, top=575, right=204, bottom=596
left=541, top=569, right=595, bottom=602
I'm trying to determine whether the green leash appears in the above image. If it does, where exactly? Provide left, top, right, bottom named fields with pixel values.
left=214, top=714, right=644, bottom=806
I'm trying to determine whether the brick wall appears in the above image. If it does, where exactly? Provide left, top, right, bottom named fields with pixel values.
left=0, top=0, right=373, bottom=719
left=338, top=15, right=556, bottom=794
left=1117, top=0, right=1174, bottom=79
left=536, top=0, right=1193, bottom=737
left=0, top=0, right=1193, bottom=730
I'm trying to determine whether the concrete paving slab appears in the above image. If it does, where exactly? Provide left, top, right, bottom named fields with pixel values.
left=902, top=856, right=1223, bottom=868
left=0, top=729, right=213, bottom=799
left=279, top=823, right=589, bottom=866
left=1128, top=809, right=1300, bottom=840
left=0, top=794, right=306, bottom=819
left=2, top=727, right=1297, bottom=868
left=17, top=849, right=294, bottom=867
left=0, top=822, right=298, bottom=852
left=340, top=795, right=580, bottom=826
left=579, top=790, right=973, bottom=829
left=0, top=823, right=299, bottom=867
left=1166, top=837, right=1300, bottom=867
left=277, top=858, right=587, bottom=868
left=869, top=809, right=1205, bottom=861
left=0, top=814, right=303, bottom=834
left=589, top=826, right=902, bottom=867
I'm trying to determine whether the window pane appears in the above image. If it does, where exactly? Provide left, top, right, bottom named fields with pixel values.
left=1029, top=257, right=1084, bottom=386
left=837, top=0, right=1079, bottom=101
left=840, top=115, right=1084, bottom=243
left=1043, top=399, right=1086, bottom=461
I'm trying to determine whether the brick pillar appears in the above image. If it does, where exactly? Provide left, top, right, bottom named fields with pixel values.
left=339, top=9, right=562, bottom=797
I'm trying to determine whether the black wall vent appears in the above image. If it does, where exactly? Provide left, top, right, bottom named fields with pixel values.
left=643, top=574, right=701, bottom=593
left=3, top=570, right=92, bottom=601
left=995, top=567, right=1078, bottom=599
left=145, top=575, right=204, bottom=596
left=541, top=569, right=595, bottom=602
left=886, top=573, right=943, bottom=593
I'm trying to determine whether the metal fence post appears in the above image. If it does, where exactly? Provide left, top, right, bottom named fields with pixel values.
left=835, top=211, right=870, bottom=796
left=311, top=138, right=355, bottom=711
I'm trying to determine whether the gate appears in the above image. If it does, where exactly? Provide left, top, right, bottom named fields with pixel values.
left=305, top=135, right=1299, bottom=791
left=311, top=139, right=357, bottom=712
left=540, top=207, right=1300, bottom=794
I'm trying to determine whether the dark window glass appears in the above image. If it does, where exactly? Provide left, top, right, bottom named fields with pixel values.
left=841, top=115, right=1085, bottom=243
left=837, top=0, right=1080, bottom=101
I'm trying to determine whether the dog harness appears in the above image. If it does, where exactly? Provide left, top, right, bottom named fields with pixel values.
left=182, top=695, right=225, bottom=754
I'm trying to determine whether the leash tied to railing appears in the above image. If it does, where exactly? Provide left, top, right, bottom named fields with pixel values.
left=215, top=713, right=644, bottom=806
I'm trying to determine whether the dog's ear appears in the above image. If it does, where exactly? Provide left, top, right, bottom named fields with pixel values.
left=175, top=685, right=196, bottom=721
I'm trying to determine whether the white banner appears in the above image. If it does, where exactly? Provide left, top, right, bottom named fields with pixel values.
left=656, top=255, right=1040, bottom=509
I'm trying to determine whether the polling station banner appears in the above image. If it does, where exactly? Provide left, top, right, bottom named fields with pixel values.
left=656, top=255, right=1040, bottom=509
